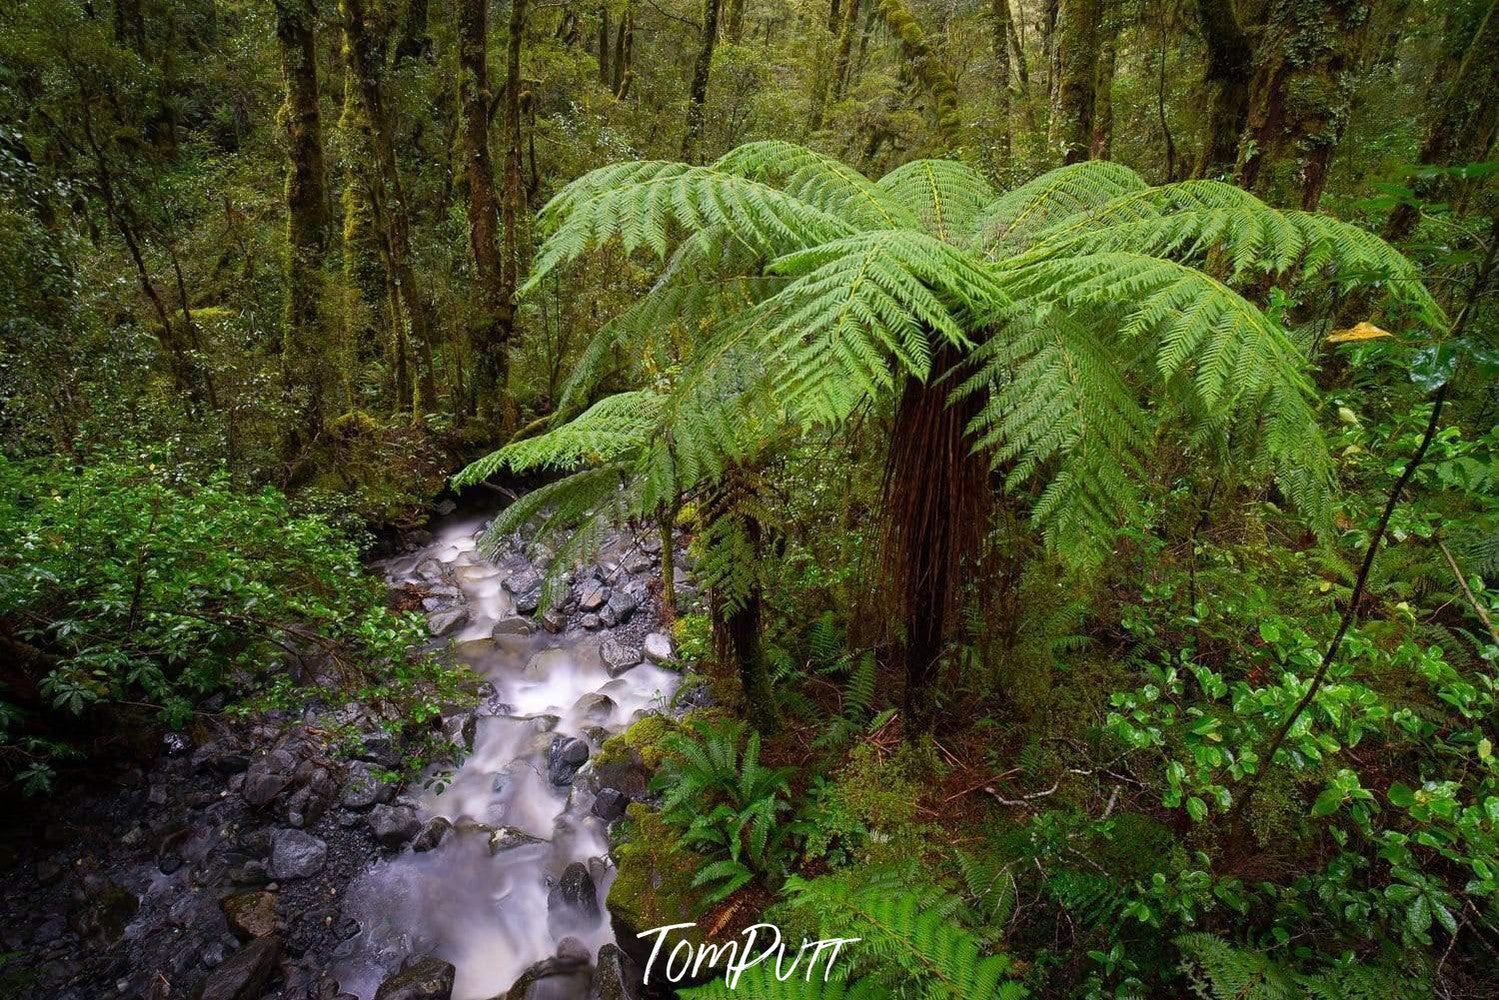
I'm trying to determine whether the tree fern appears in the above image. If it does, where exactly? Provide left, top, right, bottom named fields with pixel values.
left=1176, top=933, right=1428, bottom=1000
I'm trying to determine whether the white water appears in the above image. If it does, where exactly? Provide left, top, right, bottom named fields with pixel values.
left=334, top=514, right=679, bottom=1000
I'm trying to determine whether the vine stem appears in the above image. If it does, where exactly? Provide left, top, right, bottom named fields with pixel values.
left=1227, top=218, right=1497, bottom=828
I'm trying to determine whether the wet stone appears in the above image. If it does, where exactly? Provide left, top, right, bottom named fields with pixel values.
left=592, top=787, right=628, bottom=822
left=427, top=607, right=469, bottom=636
left=412, top=816, right=452, bottom=853
left=548, top=737, right=590, bottom=786
left=599, top=638, right=641, bottom=676
left=503, top=567, right=543, bottom=596
left=578, top=580, right=609, bottom=612
left=642, top=632, right=673, bottom=665
left=372, top=956, right=455, bottom=1000
left=368, top=804, right=422, bottom=849
left=492, top=616, right=535, bottom=636
left=222, top=891, right=278, bottom=941
left=197, top=935, right=281, bottom=1000
left=270, top=829, right=326, bottom=880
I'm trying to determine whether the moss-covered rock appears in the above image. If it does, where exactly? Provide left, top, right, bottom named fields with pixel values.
left=606, top=803, right=709, bottom=969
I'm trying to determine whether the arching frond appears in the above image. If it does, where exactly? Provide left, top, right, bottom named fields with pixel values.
left=525, top=162, right=857, bottom=292
left=875, top=159, right=996, bottom=242
left=713, top=140, right=914, bottom=231
left=966, top=160, right=1149, bottom=258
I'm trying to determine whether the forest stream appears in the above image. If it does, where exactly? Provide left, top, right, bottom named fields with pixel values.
left=334, top=511, right=681, bottom=999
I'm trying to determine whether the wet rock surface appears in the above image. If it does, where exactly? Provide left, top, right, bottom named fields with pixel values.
left=0, top=508, right=697, bottom=1000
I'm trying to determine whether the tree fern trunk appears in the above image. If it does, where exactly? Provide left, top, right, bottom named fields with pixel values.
left=883, top=344, right=988, bottom=733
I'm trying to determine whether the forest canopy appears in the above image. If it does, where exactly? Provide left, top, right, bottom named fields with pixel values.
left=1, top=0, right=1498, bottom=997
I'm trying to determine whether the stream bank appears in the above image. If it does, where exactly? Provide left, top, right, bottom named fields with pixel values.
left=0, top=503, right=705, bottom=1000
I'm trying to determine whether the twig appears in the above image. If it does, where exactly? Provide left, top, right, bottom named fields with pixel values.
left=1438, top=538, right=1499, bottom=644
left=941, top=768, right=1021, bottom=803
left=985, top=780, right=1060, bottom=807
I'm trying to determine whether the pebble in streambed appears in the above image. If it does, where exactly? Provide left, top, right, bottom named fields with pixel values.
left=334, top=514, right=682, bottom=1000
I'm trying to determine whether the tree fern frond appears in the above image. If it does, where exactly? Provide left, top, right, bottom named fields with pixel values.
left=967, top=160, right=1149, bottom=258
left=713, top=140, right=914, bottom=231
left=525, top=163, right=858, bottom=292
left=680, top=967, right=884, bottom=1000
left=875, top=159, right=996, bottom=242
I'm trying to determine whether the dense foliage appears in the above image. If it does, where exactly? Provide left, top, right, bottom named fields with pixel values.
left=3, top=0, right=1499, bottom=993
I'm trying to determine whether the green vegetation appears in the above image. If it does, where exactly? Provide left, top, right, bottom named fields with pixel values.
left=3, top=0, right=1498, bottom=993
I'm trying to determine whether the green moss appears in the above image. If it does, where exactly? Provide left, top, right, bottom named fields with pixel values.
left=597, top=712, right=678, bottom=771
left=607, top=803, right=712, bottom=931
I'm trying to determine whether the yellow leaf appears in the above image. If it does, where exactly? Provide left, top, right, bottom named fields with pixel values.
left=1327, top=321, right=1394, bottom=344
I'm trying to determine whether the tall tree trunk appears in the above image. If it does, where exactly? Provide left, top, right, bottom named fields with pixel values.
left=1235, top=0, right=1372, bottom=210
left=1090, top=17, right=1119, bottom=159
left=989, top=0, right=1013, bottom=166
left=274, top=0, right=333, bottom=457
left=458, top=0, right=514, bottom=421
left=1042, top=0, right=1059, bottom=106
left=1193, top=0, right=1253, bottom=178
left=612, top=1, right=633, bottom=94
left=828, top=0, right=863, bottom=106
left=1053, top=0, right=1099, bottom=163
left=597, top=3, right=611, bottom=83
left=681, top=0, right=722, bottom=160
left=500, top=0, right=528, bottom=416
left=343, top=0, right=439, bottom=415
left=394, top=0, right=432, bottom=63
left=727, top=0, right=745, bottom=42
left=879, top=0, right=963, bottom=149
left=885, top=345, right=988, bottom=734
left=1384, top=0, right=1498, bottom=242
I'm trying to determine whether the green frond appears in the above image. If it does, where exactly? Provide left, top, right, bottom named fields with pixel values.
left=966, top=160, right=1149, bottom=259
left=477, top=463, right=632, bottom=560
left=457, top=392, right=665, bottom=484
left=1176, top=933, right=1427, bottom=1000
left=875, top=159, right=996, bottom=242
left=680, top=968, right=884, bottom=1000
left=713, top=140, right=914, bottom=231
left=525, top=163, right=857, bottom=293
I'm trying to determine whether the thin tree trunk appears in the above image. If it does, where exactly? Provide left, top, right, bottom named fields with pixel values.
left=458, top=0, right=513, bottom=421
left=499, top=0, right=527, bottom=425
left=990, top=0, right=1013, bottom=165
left=1090, top=16, right=1118, bottom=159
left=829, top=0, right=863, bottom=104
left=727, top=0, right=745, bottom=42
left=681, top=0, right=722, bottom=160
left=597, top=3, right=611, bottom=83
left=274, top=0, right=333, bottom=455
left=344, top=0, right=438, bottom=415
left=1193, top=0, right=1253, bottom=178
left=1053, top=0, right=1099, bottom=163
left=613, top=2, right=634, bottom=96
left=1157, top=0, right=1178, bottom=181
left=394, top=0, right=432, bottom=62
left=1235, top=0, right=1372, bottom=210
left=1384, top=0, right=1498, bottom=242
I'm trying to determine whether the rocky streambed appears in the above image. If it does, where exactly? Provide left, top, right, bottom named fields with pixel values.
left=0, top=505, right=701, bottom=1000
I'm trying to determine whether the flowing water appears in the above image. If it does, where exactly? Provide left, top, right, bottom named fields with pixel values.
left=334, top=513, right=680, bottom=1000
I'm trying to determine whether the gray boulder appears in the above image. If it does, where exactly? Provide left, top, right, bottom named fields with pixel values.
left=598, top=590, right=638, bottom=627
left=427, top=607, right=469, bottom=636
left=269, top=829, right=326, bottom=880
left=548, top=737, right=590, bottom=786
left=412, top=816, right=452, bottom=853
left=373, top=957, right=456, bottom=1000
left=598, top=638, right=641, bottom=676
left=589, top=944, right=644, bottom=1000
left=196, top=935, right=281, bottom=1000
left=642, top=632, right=673, bottom=665
left=369, top=804, right=422, bottom=849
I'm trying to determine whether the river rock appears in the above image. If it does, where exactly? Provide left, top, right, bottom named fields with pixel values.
left=357, top=731, right=402, bottom=768
left=489, top=826, right=548, bottom=854
left=590, top=944, right=644, bottom=1000
left=270, top=829, right=326, bottom=880
left=369, top=804, right=422, bottom=849
left=578, top=580, right=609, bottom=612
left=241, top=760, right=293, bottom=808
left=412, top=816, right=452, bottom=853
left=427, top=607, right=469, bottom=636
left=341, top=761, right=396, bottom=809
left=572, top=693, right=615, bottom=723
left=71, top=877, right=138, bottom=945
left=515, top=588, right=543, bottom=615
left=503, top=567, right=543, bottom=596
left=598, top=638, right=641, bottom=676
left=591, top=787, right=629, bottom=822
left=642, top=632, right=673, bottom=665
left=222, top=891, right=277, bottom=941
left=541, top=606, right=567, bottom=632
left=506, top=954, right=591, bottom=1000
left=598, top=591, right=638, bottom=627
left=555, top=861, right=600, bottom=919
left=548, top=737, right=590, bottom=786
left=197, top=935, right=281, bottom=1000
left=624, top=552, right=653, bottom=574
left=373, top=956, right=456, bottom=1000
left=493, top=616, right=535, bottom=636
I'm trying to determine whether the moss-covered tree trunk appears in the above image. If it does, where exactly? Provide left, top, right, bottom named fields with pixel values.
left=1090, top=17, right=1119, bottom=159
left=1383, top=0, right=1498, bottom=241
left=343, top=0, right=439, bottom=416
left=500, top=0, right=528, bottom=419
left=878, top=0, right=962, bottom=150
left=681, top=0, right=721, bottom=160
left=1052, top=0, right=1099, bottom=163
left=989, top=0, right=1013, bottom=165
left=613, top=2, right=634, bottom=96
left=1193, top=0, right=1254, bottom=178
left=274, top=0, right=332, bottom=458
left=458, top=0, right=513, bottom=422
left=1235, top=0, right=1372, bottom=210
